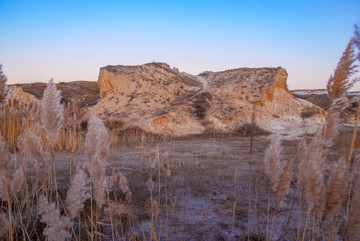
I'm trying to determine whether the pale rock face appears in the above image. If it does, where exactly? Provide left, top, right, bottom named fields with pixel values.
left=7, top=86, right=36, bottom=103
left=93, top=63, right=323, bottom=136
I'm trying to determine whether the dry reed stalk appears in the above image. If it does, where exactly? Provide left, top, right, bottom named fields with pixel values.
left=104, top=176, right=116, bottom=241
left=4, top=178, right=13, bottom=241
left=38, top=195, right=70, bottom=241
left=157, top=149, right=161, bottom=207
left=232, top=151, right=237, bottom=236
left=346, top=99, right=360, bottom=216
left=66, top=169, right=91, bottom=220
left=344, top=184, right=360, bottom=241
left=301, top=208, right=311, bottom=241
left=148, top=176, right=154, bottom=239
left=162, top=152, right=170, bottom=240
left=0, top=212, right=9, bottom=238
left=248, top=105, right=256, bottom=241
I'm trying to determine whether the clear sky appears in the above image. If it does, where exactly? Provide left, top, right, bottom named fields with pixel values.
left=0, top=0, right=359, bottom=90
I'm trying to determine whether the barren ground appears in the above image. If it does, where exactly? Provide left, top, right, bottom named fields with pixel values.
left=47, top=123, right=359, bottom=241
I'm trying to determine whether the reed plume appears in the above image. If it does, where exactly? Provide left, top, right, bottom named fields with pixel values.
left=276, top=160, right=293, bottom=204
left=20, top=128, right=45, bottom=166
left=40, top=79, right=64, bottom=144
left=85, top=114, right=110, bottom=161
left=38, top=195, right=70, bottom=241
left=105, top=200, right=133, bottom=217
left=298, top=135, right=326, bottom=215
left=11, top=166, right=25, bottom=195
left=324, top=40, right=358, bottom=145
left=0, top=136, right=10, bottom=170
left=322, top=158, right=347, bottom=223
left=66, top=169, right=91, bottom=220
left=111, top=170, right=132, bottom=203
left=0, top=65, right=8, bottom=103
left=88, top=158, right=106, bottom=209
left=84, top=115, right=110, bottom=209
left=264, top=133, right=282, bottom=192
left=354, top=25, right=360, bottom=61
left=0, top=137, right=10, bottom=200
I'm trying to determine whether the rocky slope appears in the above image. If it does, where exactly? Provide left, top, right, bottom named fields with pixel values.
left=292, top=89, right=359, bottom=118
left=13, top=81, right=99, bottom=108
left=91, top=63, right=323, bottom=136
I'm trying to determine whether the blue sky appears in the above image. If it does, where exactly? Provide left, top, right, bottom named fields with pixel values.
left=0, top=0, right=359, bottom=90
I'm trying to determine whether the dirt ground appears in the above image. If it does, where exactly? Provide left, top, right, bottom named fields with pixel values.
left=46, top=120, right=360, bottom=241
left=51, top=132, right=301, bottom=240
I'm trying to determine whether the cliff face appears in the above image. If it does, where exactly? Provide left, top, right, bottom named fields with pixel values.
left=93, top=63, right=323, bottom=136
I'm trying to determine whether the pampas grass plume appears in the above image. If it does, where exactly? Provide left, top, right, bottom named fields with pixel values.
left=40, top=79, right=64, bottom=144
left=66, top=169, right=91, bottom=220
left=0, top=137, right=10, bottom=170
left=276, top=160, right=293, bottom=204
left=85, top=115, right=110, bottom=161
left=105, top=200, right=133, bottom=218
left=264, top=133, right=282, bottom=193
left=11, top=166, right=25, bottom=194
left=38, top=195, right=70, bottom=241
left=21, top=129, right=45, bottom=166
left=118, top=172, right=131, bottom=203
left=323, top=158, right=347, bottom=223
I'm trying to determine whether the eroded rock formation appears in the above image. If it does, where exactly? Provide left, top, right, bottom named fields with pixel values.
left=92, top=63, right=323, bottom=136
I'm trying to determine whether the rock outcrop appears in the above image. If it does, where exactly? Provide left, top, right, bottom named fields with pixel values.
left=92, top=63, right=323, bottom=136
left=13, top=81, right=99, bottom=108
left=8, top=86, right=36, bottom=102
left=292, top=89, right=359, bottom=119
